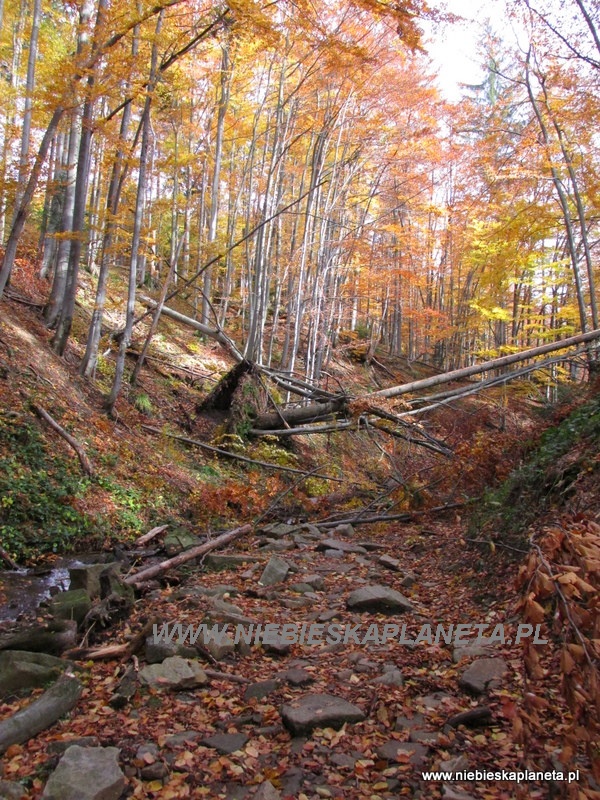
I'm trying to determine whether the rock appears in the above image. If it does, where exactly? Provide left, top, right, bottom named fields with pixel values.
left=42, top=745, right=124, bottom=800
left=409, top=728, right=439, bottom=744
left=260, top=523, right=297, bottom=539
left=400, top=573, right=416, bottom=588
left=259, top=556, right=291, bottom=586
left=459, top=658, right=508, bottom=695
left=68, top=564, right=112, bottom=599
left=99, top=564, right=135, bottom=606
left=200, top=732, right=248, bottom=754
left=331, top=524, right=355, bottom=537
left=280, top=667, right=314, bottom=687
left=258, top=539, right=296, bottom=552
left=289, top=582, right=315, bottom=594
left=205, top=553, right=256, bottom=570
left=330, top=753, right=356, bottom=769
left=442, top=787, right=477, bottom=800
left=376, top=741, right=429, bottom=767
left=164, top=529, right=202, bottom=556
left=317, top=609, right=342, bottom=623
left=254, top=781, right=281, bottom=800
left=378, top=555, right=402, bottom=571
left=346, top=584, right=413, bottom=613
left=163, top=731, right=202, bottom=749
left=324, top=549, right=344, bottom=558
left=144, top=636, right=198, bottom=664
left=280, top=693, right=365, bottom=736
left=262, top=632, right=292, bottom=656
left=453, top=638, right=495, bottom=663
left=47, top=737, right=100, bottom=755
left=138, top=657, right=208, bottom=690
left=0, top=651, right=73, bottom=699
left=0, top=780, right=26, bottom=799
left=298, top=574, right=325, bottom=591
left=447, top=706, right=493, bottom=728
left=140, top=762, right=169, bottom=781
left=48, top=589, right=92, bottom=625
left=372, top=669, right=404, bottom=687
left=316, top=539, right=367, bottom=554
left=438, top=755, right=469, bottom=775
left=206, top=597, right=256, bottom=626
left=244, top=680, right=280, bottom=701
left=395, top=712, right=425, bottom=732
left=203, top=634, right=235, bottom=661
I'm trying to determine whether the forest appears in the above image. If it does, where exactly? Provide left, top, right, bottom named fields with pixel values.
left=0, top=0, right=599, bottom=798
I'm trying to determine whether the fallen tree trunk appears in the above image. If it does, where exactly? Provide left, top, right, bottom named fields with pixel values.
left=253, top=329, right=600, bottom=431
left=138, top=295, right=243, bottom=362
left=0, top=673, right=82, bottom=754
left=124, top=523, right=252, bottom=587
left=31, top=403, right=95, bottom=476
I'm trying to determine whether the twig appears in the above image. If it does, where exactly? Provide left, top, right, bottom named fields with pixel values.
left=31, top=403, right=95, bottom=476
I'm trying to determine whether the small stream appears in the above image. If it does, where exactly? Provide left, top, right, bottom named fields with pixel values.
left=0, top=554, right=111, bottom=624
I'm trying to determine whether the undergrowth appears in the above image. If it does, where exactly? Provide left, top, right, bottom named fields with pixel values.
left=470, top=394, right=600, bottom=550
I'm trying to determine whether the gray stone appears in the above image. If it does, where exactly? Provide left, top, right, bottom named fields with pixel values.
left=346, top=584, right=413, bottom=613
left=98, top=565, right=134, bottom=606
left=203, top=634, right=236, bottom=661
left=438, top=755, right=469, bottom=775
left=205, top=553, right=256, bottom=570
left=138, top=656, right=208, bottom=690
left=442, top=787, right=477, bottom=800
left=47, top=737, right=100, bottom=755
left=163, top=731, right=202, bottom=749
left=317, top=609, right=342, bottom=623
left=260, top=523, right=297, bottom=539
left=378, top=555, right=402, bottom=571
left=298, top=574, right=325, bottom=591
left=259, top=556, right=291, bottom=586
left=244, top=679, right=280, bottom=701
left=453, top=638, right=496, bottom=663
left=316, top=539, right=367, bottom=554
left=280, top=693, right=365, bottom=736
left=42, top=746, right=124, bottom=800
left=400, top=573, right=416, bottom=588
left=206, top=597, right=255, bottom=626
left=0, top=651, right=72, bottom=698
left=254, top=782, right=281, bottom=800
left=289, top=583, right=315, bottom=594
left=68, top=564, right=110, bottom=599
left=376, top=741, right=429, bottom=767
left=372, top=669, right=404, bottom=687
left=140, top=762, right=169, bottom=781
left=0, top=780, right=26, bottom=799
left=164, top=529, right=201, bottom=556
left=200, top=733, right=248, bottom=754
left=409, top=728, right=439, bottom=744
left=177, top=584, right=238, bottom=598
left=258, top=539, right=297, bottom=552
left=144, top=636, right=198, bottom=664
left=459, top=658, right=508, bottom=695
left=332, top=524, right=355, bottom=537
left=281, top=667, right=314, bottom=687
left=324, top=549, right=344, bottom=558
left=48, top=589, right=91, bottom=625
left=395, top=712, right=425, bottom=732
left=262, top=632, right=292, bottom=656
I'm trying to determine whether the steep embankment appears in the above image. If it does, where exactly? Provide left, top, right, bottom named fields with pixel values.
left=0, top=261, right=598, bottom=799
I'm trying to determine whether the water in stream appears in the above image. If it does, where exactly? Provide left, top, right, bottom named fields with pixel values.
left=0, top=554, right=110, bottom=624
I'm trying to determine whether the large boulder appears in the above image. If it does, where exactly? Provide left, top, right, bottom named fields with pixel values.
left=42, top=745, right=124, bottom=800
left=48, top=589, right=91, bottom=625
left=0, top=651, right=72, bottom=699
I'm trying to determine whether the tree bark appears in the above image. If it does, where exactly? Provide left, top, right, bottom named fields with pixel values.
left=124, top=524, right=252, bottom=587
left=0, top=674, right=82, bottom=754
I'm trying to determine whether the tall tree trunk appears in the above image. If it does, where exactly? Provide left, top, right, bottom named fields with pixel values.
left=106, top=11, right=163, bottom=415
